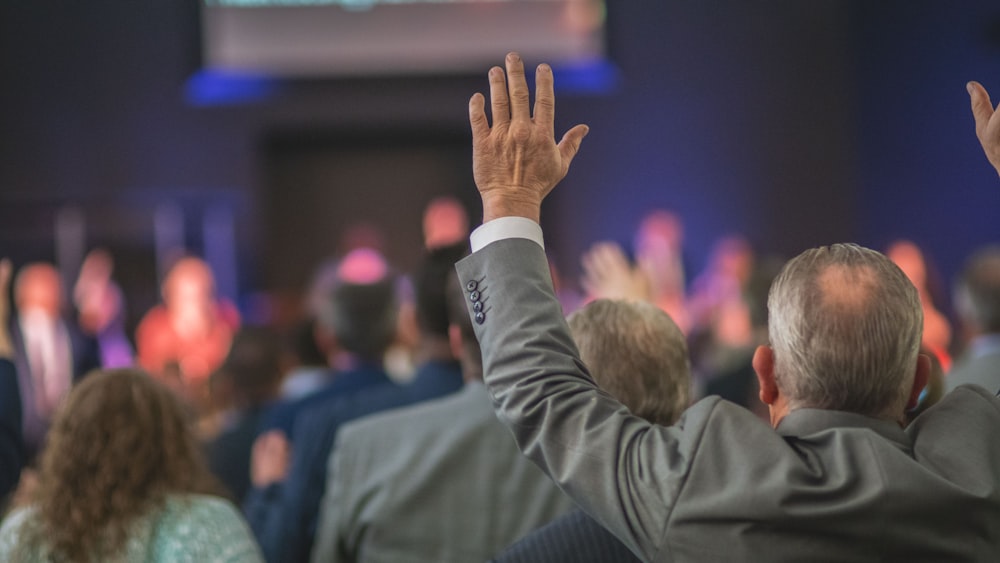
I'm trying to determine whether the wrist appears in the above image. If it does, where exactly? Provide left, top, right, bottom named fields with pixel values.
left=481, top=192, right=542, bottom=224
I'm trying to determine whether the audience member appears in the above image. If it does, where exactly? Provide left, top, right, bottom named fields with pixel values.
left=0, top=260, right=25, bottom=508
left=72, top=248, right=133, bottom=369
left=206, top=326, right=284, bottom=504
left=247, top=244, right=467, bottom=563
left=0, top=368, right=263, bottom=561
left=946, top=245, right=1000, bottom=393
left=10, top=262, right=100, bottom=459
left=886, top=239, right=953, bottom=366
left=494, top=298, right=690, bottom=563
left=254, top=248, right=399, bottom=440
left=456, top=53, right=1000, bottom=560
left=310, top=272, right=573, bottom=563
left=135, top=256, right=240, bottom=405
left=633, top=209, right=689, bottom=332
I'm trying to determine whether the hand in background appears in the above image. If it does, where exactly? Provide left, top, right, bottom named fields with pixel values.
left=250, top=430, right=291, bottom=489
left=468, top=52, right=589, bottom=223
left=0, top=259, right=12, bottom=358
left=581, top=242, right=652, bottom=303
left=968, top=81, right=1000, bottom=177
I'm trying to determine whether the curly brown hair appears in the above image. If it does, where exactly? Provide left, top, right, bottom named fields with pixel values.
left=14, top=368, right=222, bottom=562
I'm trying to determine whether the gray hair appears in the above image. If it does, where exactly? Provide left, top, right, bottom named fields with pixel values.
left=954, top=245, right=1000, bottom=334
left=568, top=299, right=690, bottom=426
left=768, top=243, right=922, bottom=418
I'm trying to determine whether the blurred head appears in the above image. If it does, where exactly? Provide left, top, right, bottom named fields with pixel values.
left=568, top=299, right=691, bottom=426
left=954, top=245, right=1000, bottom=336
left=213, top=326, right=283, bottom=409
left=764, top=244, right=923, bottom=420
left=415, top=242, right=470, bottom=341
left=422, top=197, right=470, bottom=250
left=23, top=369, right=219, bottom=562
left=886, top=240, right=928, bottom=291
left=634, top=209, right=683, bottom=258
left=162, top=257, right=215, bottom=309
left=317, top=249, right=398, bottom=364
left=14, top=263, right=63, bottom=318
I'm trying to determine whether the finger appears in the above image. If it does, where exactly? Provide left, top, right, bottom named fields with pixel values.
left=469, top=93, right=490, bottom=140
left=505, top=52, right=531, bottom=122
left=0, top=259, right=10, bottom=295
left=968, top=81, right=994, bottom=141
left=534, top=63, right=555, bottom=135
left=488, top=66, right=510, bottom=128
left=558, top=124, right=590, bottom=168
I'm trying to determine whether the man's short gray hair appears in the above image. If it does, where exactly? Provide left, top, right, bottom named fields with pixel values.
left=568, top=299, right=690, bottom=426
left=768, top=243, right=922, bottom=419
left=954, top=245, right=1000, bottom=334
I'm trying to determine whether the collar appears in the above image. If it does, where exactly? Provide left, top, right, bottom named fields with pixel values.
left=776, top=408, right=910, bottom=450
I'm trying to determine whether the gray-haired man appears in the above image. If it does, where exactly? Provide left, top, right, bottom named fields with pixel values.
left=458, top=53, right=1000, bottom=561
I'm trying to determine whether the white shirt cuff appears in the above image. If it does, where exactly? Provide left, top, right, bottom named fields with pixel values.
left=469, top=217, right=545, bottom=252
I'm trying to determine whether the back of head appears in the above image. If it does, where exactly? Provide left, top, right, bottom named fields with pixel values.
left=415, top=242, right=470, bottom=340
left=318, top=249, right=398, bottom=364
left=567, top=299, right=690, bottom=426
left=954, top=245, right=1000, bottom=335
left=216, top=326, right=283, bottom=407
left=768, top=243, right=922, bottom=419
left=28, top=369, right=218, bottom=561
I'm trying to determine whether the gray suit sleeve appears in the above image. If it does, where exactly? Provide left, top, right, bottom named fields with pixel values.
left=311, top=424, right=362, bottom=563
left=456, top=238, right=709, bottom=561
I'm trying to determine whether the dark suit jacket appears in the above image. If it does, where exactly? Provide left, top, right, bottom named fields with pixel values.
left=10, top=318, right=100, bottom=459
left=457, top=237, right=1000, bottom=562
left=245, top=360, right=464, bottom=563
left=492, top=510, right=640, bottom=563
left=0, top=358, right=24, bottom=503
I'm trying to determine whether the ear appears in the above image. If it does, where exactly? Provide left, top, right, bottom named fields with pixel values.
left=753, top=345, right=779, bottom=406
left=905, top=353, right=931, bottom=411
left=448, top=324, right=463, bottom=360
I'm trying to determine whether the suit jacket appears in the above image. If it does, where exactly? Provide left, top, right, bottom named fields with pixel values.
left=10, top=318, right=100, bottom=459
left=246, top=360, right=464, bottom=563
left=311, top=381, right=575, bottom=563
left=456, top=237, right=1000, bottom=562
left=0, top=358, right=24, bottom=503
left=491, top=509, right=639, bottom=563
left=945, top=336, right=1000, bottom=394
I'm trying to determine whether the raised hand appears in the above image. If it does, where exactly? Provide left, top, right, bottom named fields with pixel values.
left=0, top=259, right=11, bottom=358
left=251, top=430, right=292, bottom=488
left=468, top=52, right=589, bottom=223
left=968, top=81, right=1000, bottom=177
left=581, top=242, right=652, bottom=303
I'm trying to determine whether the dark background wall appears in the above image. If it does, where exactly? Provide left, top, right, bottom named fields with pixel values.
left=1, top=1, right=998, bottom=329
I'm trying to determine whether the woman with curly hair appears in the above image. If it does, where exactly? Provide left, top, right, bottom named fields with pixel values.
left=0, top=366, right=264, bottom=562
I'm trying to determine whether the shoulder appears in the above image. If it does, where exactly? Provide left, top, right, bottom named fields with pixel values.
left=153, top=494, right=263, bottom=562
left=340, top=385, right=477, bottom=446
left=0, top=507, right=38, bottom=558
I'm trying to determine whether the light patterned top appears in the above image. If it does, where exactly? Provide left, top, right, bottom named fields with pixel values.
left=0, top=493, right=264, bottom=562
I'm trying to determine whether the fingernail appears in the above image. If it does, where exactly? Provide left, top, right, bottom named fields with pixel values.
left=582, top=125, right=591, bottom=137
left=508, top=52, right=521, bottom=63
left=967, top=82, right=975, bottom=95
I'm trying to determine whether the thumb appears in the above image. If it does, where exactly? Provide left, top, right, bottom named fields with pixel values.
left=968, top=81, right=994, bottom=140
left=558, top=124, right=590, bottom=169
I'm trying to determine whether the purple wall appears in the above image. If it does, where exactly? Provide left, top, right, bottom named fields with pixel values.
left=1, top=1, right=997, bottom=319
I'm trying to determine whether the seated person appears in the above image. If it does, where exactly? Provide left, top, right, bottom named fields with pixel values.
left=494, top=298, right=690, bottom=563
left=310, top=273, right=576, bottom=563
left=0, top=368, right=263, bottom=561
